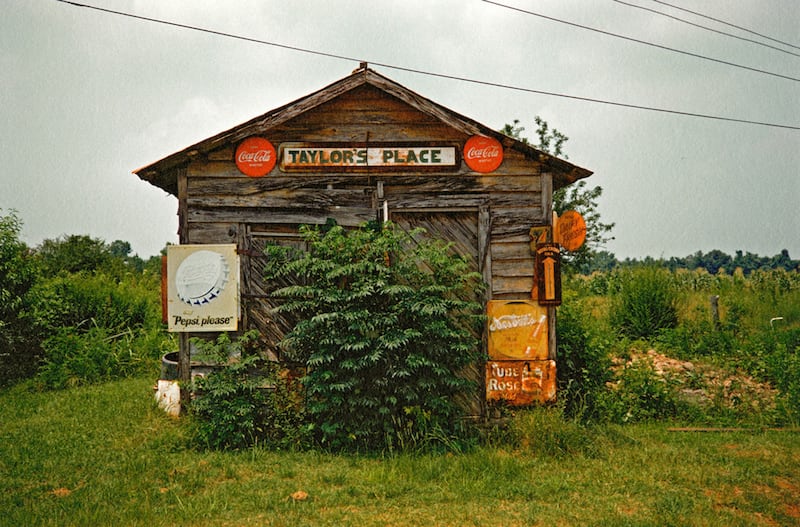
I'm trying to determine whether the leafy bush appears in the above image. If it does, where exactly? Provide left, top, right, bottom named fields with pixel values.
left=190, top=332, right=306, bottom=450
left=26, top=272, right=156, bottom=335
left=0, top=210, right=39, bottom=385
left=598, top=357, right=685, bottom=423
left=29, top=269, right=169, bottom=389
left=609, top=266, right=678, bottom=339
left=656, top=318, right=737, bottom=360
left=264, top=222, right=484, bottom=452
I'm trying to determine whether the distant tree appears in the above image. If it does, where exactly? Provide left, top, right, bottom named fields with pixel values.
left=584, top=250, right=618, bottom=273
left=770, top=249, right=796, bottom=271
left=108, top=240, right=132, bottom=259
left=502, top=117, right=615, bottom=273
left=36, top=235, right=113, bottom=275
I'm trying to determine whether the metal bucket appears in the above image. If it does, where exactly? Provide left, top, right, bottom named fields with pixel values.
left=160, top=351, right=179, bottom=380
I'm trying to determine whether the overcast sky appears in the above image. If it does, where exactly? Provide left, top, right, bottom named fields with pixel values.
left=2, top=0, right=798, bottom=260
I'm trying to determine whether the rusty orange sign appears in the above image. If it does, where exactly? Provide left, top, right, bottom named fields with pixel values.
left=235, top=136, right=277, bottom=177
left=486, top=360, right=557, bottom=405
left=463, top=135, right=503, bottom=173
left=556, top=210, right=587, bottom=251
left=487, top=300, right=548, bottom=360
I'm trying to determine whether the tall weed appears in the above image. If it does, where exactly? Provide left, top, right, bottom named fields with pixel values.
left=37, top=325, right=171, bottom=389
left=556, top=290, right=613, bottom=420
left=609, top=266, right=678, bottom=339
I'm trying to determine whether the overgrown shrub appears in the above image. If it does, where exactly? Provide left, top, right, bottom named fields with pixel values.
left=190, top=332, right=306, bottom=450
left=598, top=357, right=685, bottom=423
left=556, top=292, right=613, bottom=421
left=36, top=325, right=170, bottom=389
left=26, top=272, right=156, bottom=335
left=734, top=328, right=800, bottom=425
left=27, top=269, right=169, bottom=388
left=609, top=266, right=678, bottom=339
left=264, top=222, right=484, bottom=452
left=0, top=210, right=39, bottom=385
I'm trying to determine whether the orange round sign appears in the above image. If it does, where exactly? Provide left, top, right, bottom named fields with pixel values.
left=463, top=135, right=503, bottom=173
left=235, top=136, right=276, bottom=177
left=557, top=210, right=587, bottom=251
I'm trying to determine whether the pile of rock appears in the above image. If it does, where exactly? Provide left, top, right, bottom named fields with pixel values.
left=611, top=349, right=777, bottom=412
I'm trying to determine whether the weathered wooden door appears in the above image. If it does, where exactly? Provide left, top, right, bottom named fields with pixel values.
left=239, top=228, right=307, bottom=361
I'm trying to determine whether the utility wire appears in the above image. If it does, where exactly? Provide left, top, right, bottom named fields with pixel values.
left=612, top=0, right=800, bottom=59
left=482, top=0, right=800, bottom=83
left=649, top=0, right=800, bottom=51
left=56, top=0, right=800, bottom=131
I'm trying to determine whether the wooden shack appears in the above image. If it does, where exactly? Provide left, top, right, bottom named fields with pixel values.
left=136, top=66, right=592, bottom=417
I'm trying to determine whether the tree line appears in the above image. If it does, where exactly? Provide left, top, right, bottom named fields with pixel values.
left=584, top=248, right=799, bottom=276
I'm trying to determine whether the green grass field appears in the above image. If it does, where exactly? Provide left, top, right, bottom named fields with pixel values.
left=2, top=376, right=799, bottom=527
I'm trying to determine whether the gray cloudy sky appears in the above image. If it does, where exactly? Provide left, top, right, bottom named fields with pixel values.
left=2, top=0, right=798, bottom=259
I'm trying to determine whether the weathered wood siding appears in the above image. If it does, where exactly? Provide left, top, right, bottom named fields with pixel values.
left=182, top=85, right=546, bottom=301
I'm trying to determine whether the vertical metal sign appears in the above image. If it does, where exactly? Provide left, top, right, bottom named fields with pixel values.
left=535, top=243, right=562, bottom=306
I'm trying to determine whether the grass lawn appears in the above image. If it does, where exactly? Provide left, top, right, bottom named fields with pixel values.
left=2, top=377, right=799, bottom=527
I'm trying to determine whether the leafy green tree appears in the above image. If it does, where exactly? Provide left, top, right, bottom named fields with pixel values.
left=36, top=234, right=113, bottom=275
left=0, top=210, right=39, bottom=384
left=502, top=117, right=614, bottom=273
left=264, top=222, right=484, bottom=452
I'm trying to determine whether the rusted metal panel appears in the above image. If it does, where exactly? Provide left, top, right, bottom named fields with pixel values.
left=486, top=360, right=556, bottom=406
left=486, top=300, right=548, bottom=360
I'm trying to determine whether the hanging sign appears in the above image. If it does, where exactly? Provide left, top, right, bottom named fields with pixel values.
left=167, top=244, right=239, bottom=332
left=279, top=143, right=457, bottom=171
left=463, top=135, right=503, bottom=173
left=235, top=136, right=277, bottom=177
left=486, top=300, right=549, bottom=360
left=556, top=210, right=587, bottom=251
left=535, top=243, right=562, bottom=306
left=486, top=360, right=557, bottom=406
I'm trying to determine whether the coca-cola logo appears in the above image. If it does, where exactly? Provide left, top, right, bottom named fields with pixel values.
left=238, top=150, right=272, bottom=163
left=466, top=145, right=501, bottom=159
left=235, top=137, right=276, bottom=177
left=463, top=135, right=503, bottom=173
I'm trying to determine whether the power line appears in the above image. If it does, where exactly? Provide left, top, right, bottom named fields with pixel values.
left=612, top=0, right=800, bottom=59
left=482, top=0, right=800, bottom=83
left=649, top=0, right=800, bottom=51
left=55, top=0, right=800, bottom=131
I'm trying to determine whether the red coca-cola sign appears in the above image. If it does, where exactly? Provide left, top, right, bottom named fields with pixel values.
left=235, top=136, right=276, bottom=177
left=463, top=135, right=503, bottom=173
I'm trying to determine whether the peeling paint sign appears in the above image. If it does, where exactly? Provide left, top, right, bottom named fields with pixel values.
left=487, top=300, right=548, bottom=360
left=486, top=360, right=557, bottom=405
left=279, top=143, right=458, bottom=171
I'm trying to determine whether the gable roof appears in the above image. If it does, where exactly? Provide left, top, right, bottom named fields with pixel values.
left=134, top=67, right=592, bottom=195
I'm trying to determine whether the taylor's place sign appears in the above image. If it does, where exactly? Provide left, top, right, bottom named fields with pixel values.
left=234, top=135, right=504, bottom=176
left=279, top=143, right=457, bottom=171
